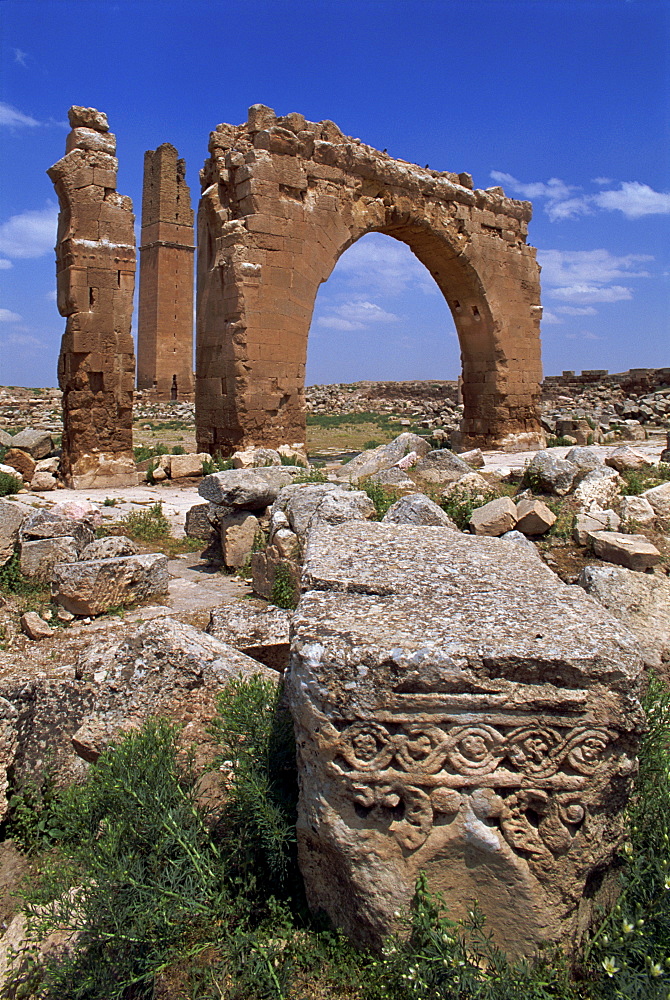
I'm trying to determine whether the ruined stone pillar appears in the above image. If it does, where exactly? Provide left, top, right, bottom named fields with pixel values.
left=47, top=106, right=137, bottom=488
left=137, top=143, right=195, bottom=400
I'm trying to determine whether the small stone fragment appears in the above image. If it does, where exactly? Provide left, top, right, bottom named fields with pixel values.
left=468, top=495, right=517, bottom=536
left=587, top=530, right=660, bottom=571
left=525, top=451, right=578, bottom=495
left=573, top=510, right=621, bottom=546
left=52, top=553, right=169, bottom=616
left=514, top=498, right=556, bottom=536
left=619, top=495, right=656, bottom=526
left=641, top=482, right=670, bottom=520
left=605, top=447, right=652, bottom=472
left=20, top=612, right=54, bottom=640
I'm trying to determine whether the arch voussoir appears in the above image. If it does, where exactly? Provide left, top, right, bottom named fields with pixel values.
left=196, top=105, right=545, bottom=454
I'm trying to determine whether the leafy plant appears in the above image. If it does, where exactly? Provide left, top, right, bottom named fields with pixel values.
left=363, top=439, right=382, bottom=450
left=546, top=435, right=575, bottom=448
left=133, top=443, right=170, bottom=463
left=620, top=463, right=670, bottom=496
left=3, top=770, right=64, bottom=853
left=202, top=454, right=234, bottom=475
left=0, top=550, right=47, bottom=597
left=120, top=502, right=171, bottom=541
left=280, top=453, right=307, bottom=468
left=102, top=497, right=117, bottom=507
left=13, top=720, right=230, bottom=1000
left=270, top=562, right=298, bottom=609
left=210, top=675, right=299, bottom=895
left=293, top=468, right=328, bottom=484
left=357, top=479, right=399, bottom=520
left=0, top=470, right=22, bottom=496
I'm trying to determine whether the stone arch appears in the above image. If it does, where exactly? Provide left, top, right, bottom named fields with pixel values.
left=196, top=105, right=544, bottom=455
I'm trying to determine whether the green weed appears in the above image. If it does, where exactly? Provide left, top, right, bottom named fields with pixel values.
left=357, top=479, right=399, bottom=520
left=133, top=443, right=170, bottom=463
left=119, top=502, right=171, bottom=542
left=202, top=454, right=234, bottom=475
left=270, top=562, right=298, bottom=609
left=546, top=435, right=576, bottom=448
left=620, top=463, right=670, bottom=496
left=0, top=470, right=22, bottom=496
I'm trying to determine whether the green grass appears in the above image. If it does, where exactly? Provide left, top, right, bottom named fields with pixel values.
left=440, top=483, right=501, bottom=530
left=620, top=463, right=670, bottom=496
left=357, top=479, right=400, bottom=520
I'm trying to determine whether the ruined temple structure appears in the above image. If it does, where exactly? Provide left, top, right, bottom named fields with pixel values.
left=197, top=105, right=545, bottom=455
left=47, top=107, right=137, bottom=488
left=137, top=143, right=195, bottom=400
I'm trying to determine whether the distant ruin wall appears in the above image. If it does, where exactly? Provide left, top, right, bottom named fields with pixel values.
left=137, top=143, right=195, bottom=400
left=196, top=104, right=545, bottom=455
left=47, top=106, right=137, bottom=488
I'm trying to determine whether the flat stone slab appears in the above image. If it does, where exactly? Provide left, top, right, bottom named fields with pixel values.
left=208, top=603, right=291, bottom=671
left=587, top=530, right=661, bottom=571
left=288, top=521, right=642, bottom=954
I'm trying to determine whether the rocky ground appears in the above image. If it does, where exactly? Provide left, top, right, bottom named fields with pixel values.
left=0, top=372, right=669, bottom=991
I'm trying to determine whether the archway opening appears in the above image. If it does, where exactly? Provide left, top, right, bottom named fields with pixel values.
left=306, top=232, right=460, bottom=386
left=305, top=232, right=462, bottom=459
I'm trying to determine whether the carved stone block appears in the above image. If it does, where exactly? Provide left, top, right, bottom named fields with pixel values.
left=286, top=521, right=643, bottom=955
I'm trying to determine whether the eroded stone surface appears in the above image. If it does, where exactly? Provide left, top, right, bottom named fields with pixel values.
left=288, top=521, right=642, bottom=954
left=48, top=106, right=136, bottom=488
left=587, top=531, right=660, bottom=571
left=51, top=552, right=169, bottom=615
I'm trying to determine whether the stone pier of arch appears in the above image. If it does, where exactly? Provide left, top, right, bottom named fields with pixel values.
left=196, top=105, right=545, bottom=455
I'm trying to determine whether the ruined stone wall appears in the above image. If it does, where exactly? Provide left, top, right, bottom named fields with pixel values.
left=137, top=143, right=195, bottom=400
left=196, top=105, right=544, bottom=455
left=47, top=106, right=137, bottom=488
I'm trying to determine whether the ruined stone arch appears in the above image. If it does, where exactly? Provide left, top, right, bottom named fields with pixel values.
left=196, top=105, right=544, bottom=455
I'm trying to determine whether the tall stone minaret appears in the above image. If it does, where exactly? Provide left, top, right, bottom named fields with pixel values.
left=137, top=143, right=195, bottom=400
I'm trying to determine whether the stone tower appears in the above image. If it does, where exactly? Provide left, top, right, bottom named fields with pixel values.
left=137, top=143, right=195, bottom=399
left=47, top=106, right=137, bottom=489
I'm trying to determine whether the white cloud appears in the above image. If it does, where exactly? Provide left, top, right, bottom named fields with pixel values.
left=565, top=330, right=604, bottom=341
left=1, top=331, right=45, bottom=349
left=538, top=249, right=652, bottom=307
left=335, top=234, right=436, bottom=296
left=316, top=298, right=400, bottom=331
left=594, top=181, right=670, bottom=219
left=538, top=249, right=652, bottom=286
left=0, top=308, right=23, bottom=323
left=14, top=49, right=28, bottom=67
left=0, top=101, right=39, bottom=127
left=550, top=284, right=633, bottom=304
left=540, top=309, right=562, bottom=325
left=0, top=259, right=12, bottom=270
left=46, top=289, right=57, bottom=302
left=0, top=205, right=57, bottom=259
left=492, top=171, right=670, bottom=222
left=556, top=305, right=598, bottom=316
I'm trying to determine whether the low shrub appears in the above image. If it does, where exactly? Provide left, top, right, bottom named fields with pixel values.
left=620, top=463, right=670, bottom=496
left=120, top=501, right=171, bottom=541
left=270, top=562, right=298, bottom=609
left=357, top=479, right=399, bottom=520
left=0, top=470, right=22, bottom=496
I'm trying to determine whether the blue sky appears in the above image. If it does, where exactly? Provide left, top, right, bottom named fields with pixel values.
left=0, top=0, right=668, bottom=387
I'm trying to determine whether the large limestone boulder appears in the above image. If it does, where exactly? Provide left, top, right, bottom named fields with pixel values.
left=288, top=521, right=642, bottom=955
left=413, top=448, right=472, bottom=486
left=564, top=447, right=603, bottom=474
left=573, top=467, right=622, bottom=512
left=605, top=447, right=652, bottom=472
left=2, top=448, right=36, bottom=481
left=198, top=467, right=300, bottom=508
left=20, top=509, right=95, bottom=550
left=168, top=452, right=210, bottom=479
left=51, top=552, right=169, bottom=615
left=578, top=564, right=670, bottom=676
left=515, top=498, right=556, bottom=536
left=338, top=433, right=430, bottom=482
left=0, top=617, right=277, bottom=793
left=572, top=510, right=620, bottom=546
left=525, top=451, right=578, bottom=495
left=9, top=429, right=54, bottom=460
left=219, top=511, right=261, bottom=569
left=79, top=535, right=140, bottom=560
left=208, top=603, right=291, bottom=671
left=382, top=493, right=457, bottom=529
left=20, top=536, right=80, bottom=580
left=272, top=483, right=375, bottom=542
left=619, top=495, right=656, bottom=526
left=468, top=496, right=517, bottom=536
left=0, top=498, right=28, bottom=566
